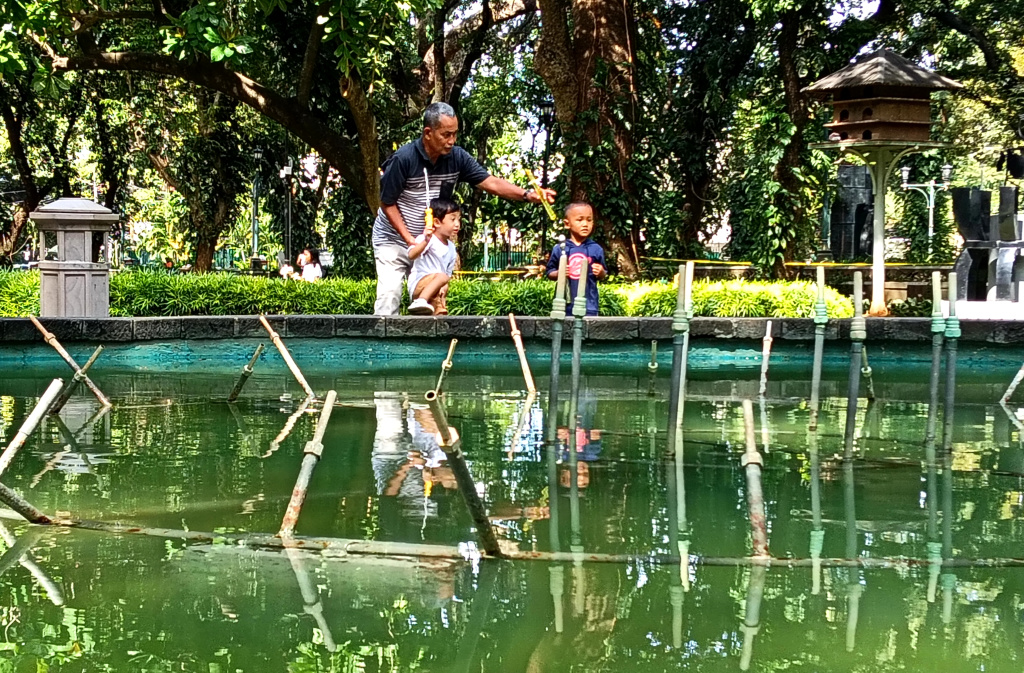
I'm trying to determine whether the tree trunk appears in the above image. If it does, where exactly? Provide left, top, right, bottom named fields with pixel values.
left=536, top=0, right=642, bottom=278
left=771, top=10, right=813, bottom=278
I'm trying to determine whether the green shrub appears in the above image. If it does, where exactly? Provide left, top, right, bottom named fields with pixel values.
left=0, top=269, right=855, bottom=318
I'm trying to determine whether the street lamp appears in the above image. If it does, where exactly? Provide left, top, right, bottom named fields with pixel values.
left=900, top=163, right=953, bottom=259
left=250, top=148, right=263, bottom=269
left=280, top=157, right=294, bottom=263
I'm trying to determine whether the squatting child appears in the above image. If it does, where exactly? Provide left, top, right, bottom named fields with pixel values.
left=545, top=201, right=606, bottom=316
left=407, top=198, right=461, bottom=316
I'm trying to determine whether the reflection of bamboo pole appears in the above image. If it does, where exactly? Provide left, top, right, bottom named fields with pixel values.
left=741, top=400, right=768, bottom=558
left=739, top=561, right=767, bottom=671
left=809, top=430, right=823, bottom=595
left=809, top=266, right=828, bottom=431
left=434, top=339, right=458, bottom=395
left=844, top=459, right=860, bottom=653
left=265, top=395, right=314, bottom=458
left=29, top=316, right=111, bottom=407
left=509, top=315, right=536, bottom=393
left=259, top=315, right=314, bottom=398
left=279, top=391, right=337, bottom=538
left=925, top=292, right=942, bottom=602
left=0, top=379, right=64, bottom=476
left=843, top=272, right=866, bottom=460
left=0, top=521, right=62, bottom=605
left=424, top=390, right=503, bottom=557
left=284, top=546, right=337, bottom=651
left=228, top=344, right=265, bottom=402
left=50, top=346, right=104, bottom=415
left=0, top=527, right=43, bottom=576
left=508, top=391, right=536, bottom=458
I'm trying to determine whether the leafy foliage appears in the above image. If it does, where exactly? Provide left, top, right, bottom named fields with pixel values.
left=0, top=270, right=852, bottom=318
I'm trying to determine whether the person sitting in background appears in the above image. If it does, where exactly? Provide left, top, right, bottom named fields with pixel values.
left=297, top=248, right=322, bottom=282
left=407, top=198, right=460, bottom=316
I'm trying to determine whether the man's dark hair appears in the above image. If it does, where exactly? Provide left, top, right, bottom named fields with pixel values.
left=430, top=197, right=461, bottom=221
left=424, top=102, right=456, bottom=129
left=564, top=201, right=592, bottom=217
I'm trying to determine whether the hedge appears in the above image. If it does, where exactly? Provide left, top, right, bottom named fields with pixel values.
left=0, top=270, right=854, bottom=319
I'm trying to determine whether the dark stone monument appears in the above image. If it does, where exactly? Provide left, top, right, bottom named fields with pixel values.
left=829, top=164, right=873, bottom=261
left=952, top=186, right=1023, bottom=302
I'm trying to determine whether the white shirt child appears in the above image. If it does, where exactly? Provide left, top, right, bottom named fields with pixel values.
left=407, top=233, right=456, bottom=298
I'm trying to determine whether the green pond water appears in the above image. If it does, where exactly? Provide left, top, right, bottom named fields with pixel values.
left=1, top=343, right=1024, bottom=671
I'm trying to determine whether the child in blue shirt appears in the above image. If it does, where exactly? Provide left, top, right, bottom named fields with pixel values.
left=545, top=202, right=607, bottom=316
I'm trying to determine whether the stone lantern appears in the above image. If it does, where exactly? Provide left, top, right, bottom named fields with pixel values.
left=805, top=49, right=961, bottom=315
left=31, top=197, right=119, bottom=317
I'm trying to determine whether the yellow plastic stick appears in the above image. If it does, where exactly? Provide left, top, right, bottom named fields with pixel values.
left=526, top=169, right=558, bottom=222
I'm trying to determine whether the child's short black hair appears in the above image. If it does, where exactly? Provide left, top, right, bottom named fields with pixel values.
left=430, top=198, right=461, bottom=221
left=564, top=201, right=592, bottom=217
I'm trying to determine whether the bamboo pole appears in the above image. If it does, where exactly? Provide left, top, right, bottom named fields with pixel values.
left=29, top=316, right=110, bottom=407
left=424, top=390, right=503, bottom=557
left=279, top=390, right=338, bottom=538
left=758, top=321, right=773, bottom=397
left=259, top=315, right=315, bottom=398
left=228, top=344, right=265, bottom=402
left=545, top=245, right=568, bottom=446
left=666, top=262, right=694, bottom=454
left=942, top=272, right=960, bottom=456
left=508, top=314, right=536, bottom=393
left=433, top=339, right=458, bottom=395
left=1, top=509, right=1023, bottom=569
left=809, top=266, right=828, bottom=431
left=0, top=379, right=64, bottom=476
left=860, top=346, right=876, bottom=402
left=0, top=482, right=52, bottom=523
left=49, top=346, right=104, bottom=415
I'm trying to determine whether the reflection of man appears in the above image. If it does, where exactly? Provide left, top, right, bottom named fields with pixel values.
left=372, top=101, right=555, bottom=315
left=371, top=394, right=456, bottom=521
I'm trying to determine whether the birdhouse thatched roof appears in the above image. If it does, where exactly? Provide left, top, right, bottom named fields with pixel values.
left=803, top=49, right=963, bottom=96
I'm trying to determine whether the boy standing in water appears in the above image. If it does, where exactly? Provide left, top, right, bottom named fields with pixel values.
left=407, top=198, right=461, bottom=315
left=545, top=202, right=606, bottom=316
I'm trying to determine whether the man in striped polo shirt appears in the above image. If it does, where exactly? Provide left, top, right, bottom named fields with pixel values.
left=372, top=102, right=555, bottom=315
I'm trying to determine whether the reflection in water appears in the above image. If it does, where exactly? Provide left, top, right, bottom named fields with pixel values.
left=1, top=362, right=1024, bottom=670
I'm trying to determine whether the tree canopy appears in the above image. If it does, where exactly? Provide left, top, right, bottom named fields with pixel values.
left=1, top=0, right=1022, bottom=274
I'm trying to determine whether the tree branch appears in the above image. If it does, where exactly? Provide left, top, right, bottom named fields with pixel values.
left=52, top=51, right=373, bottom=207
left=297, top=19, right=325, bottom=108
left=448, top=0, right=493, bottom=108
left=930, top=9, right=1003, bottom=73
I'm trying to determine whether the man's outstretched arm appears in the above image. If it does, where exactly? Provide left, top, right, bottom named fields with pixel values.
left=477, top=175, right=555, bottom=205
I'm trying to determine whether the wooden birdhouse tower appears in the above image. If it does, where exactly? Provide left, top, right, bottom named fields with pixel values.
left=804, top=50, right=962, bottom=143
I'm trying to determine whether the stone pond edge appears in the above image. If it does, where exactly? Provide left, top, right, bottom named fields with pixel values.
left=1, top=315, right=1023, bottom=344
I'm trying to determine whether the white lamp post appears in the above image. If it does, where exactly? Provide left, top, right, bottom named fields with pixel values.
left=251, top=148, right=263, bottom=266
left=900, top=164, right=953, bottom=259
